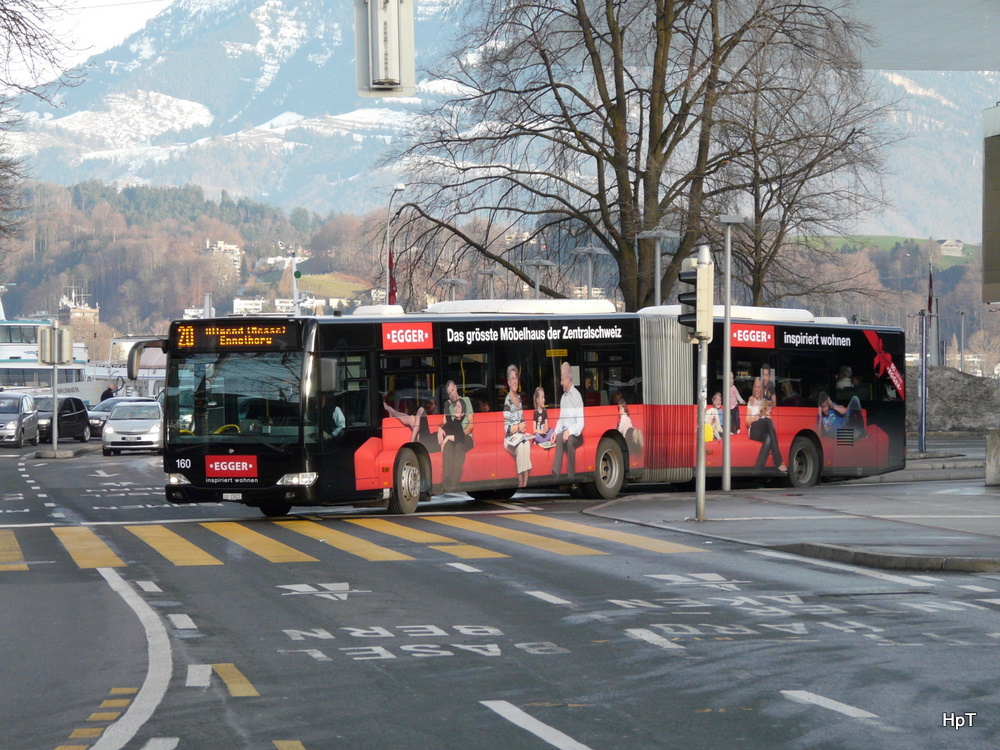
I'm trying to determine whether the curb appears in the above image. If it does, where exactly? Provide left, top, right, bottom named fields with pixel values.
left=34, top=448, right=88, bottom=459
left=842, top=468, right=984, bottom=484
left=772, top=542, right=1000, bottom=573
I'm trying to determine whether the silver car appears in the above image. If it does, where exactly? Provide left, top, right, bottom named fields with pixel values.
left=88, top=395, right=155, bottom=438
left=0, top=393, right=39, bottom=448
left=102, top=401, right=163, bottom=455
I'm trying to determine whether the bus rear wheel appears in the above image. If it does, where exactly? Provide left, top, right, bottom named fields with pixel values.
left=580, top=437, right=625, bottom=500
left=390, top=447, right=424, bottom=514
left=788, top=437, right=820, bottom=488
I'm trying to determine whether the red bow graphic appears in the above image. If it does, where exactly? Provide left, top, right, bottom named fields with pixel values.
left=863, top=330, right=904, bottom=399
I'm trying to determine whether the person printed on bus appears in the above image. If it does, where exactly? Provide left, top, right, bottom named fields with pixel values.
left=551, top=361, right=584, bottom=480
left=745, top=377, right=765, bottom=426
left=532, top=386, right=555, bottom=445
left=760, top=364, right=775, bottom=402
left=705, top=392, right=724, bottom=442
left=438, top=396, right=470, bottom=492
left=816, top=391, right=867, bottom=439
left=617, top=398, right=644, bottom=454
left=443, top=379, right=475, bottom=445
left=728, top=372, right=744, bottom=434
left=747, top=399, right=786, bottom=472
left=383, top=399, right=440, bottom=452
left=503, top=364, right=532, bottom=488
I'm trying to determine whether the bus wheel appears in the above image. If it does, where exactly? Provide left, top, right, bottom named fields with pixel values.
left=788, top=437, right=820, bottom=488
left=581, top=438, right=625, bottom=500
left=390, top=447, right=423, bottom=514
left=260, top=502, right=292, bottom=517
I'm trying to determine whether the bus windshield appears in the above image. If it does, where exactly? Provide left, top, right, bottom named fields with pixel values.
left=165, top=351, right=305, bottom=444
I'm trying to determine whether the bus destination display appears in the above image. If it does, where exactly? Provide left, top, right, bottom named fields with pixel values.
left=173, top=322, right=300, bottom=352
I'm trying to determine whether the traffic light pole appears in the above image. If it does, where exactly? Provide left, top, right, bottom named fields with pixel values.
left=695, top=338, right=708, bottom=520
left=678, top=244, right=714, bottom=521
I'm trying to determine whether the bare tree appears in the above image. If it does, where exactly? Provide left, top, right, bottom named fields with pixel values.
left=708, top=22, right=897, bottom=307
left=388, top=0, right=884, bottom=310
left=0, top=0, right=81, bottom=276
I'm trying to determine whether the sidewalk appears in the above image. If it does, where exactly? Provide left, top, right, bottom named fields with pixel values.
left=585, top=452, right=1000, bottom=573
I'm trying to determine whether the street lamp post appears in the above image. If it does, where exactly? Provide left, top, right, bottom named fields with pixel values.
left=476, top=269, right=504, bottom=299
left=383, top=183, right=405, bottom=304
left=636, top=230, right=679, bottom=306
left=572, top=245, right=605, bottom=299
left=718, top=215, right=747, bottom=492
left=525, top=260, right=557, bottom=298
left=959, top=309, right=966, bottom=372
left=440, top=278, right=468, bottom=301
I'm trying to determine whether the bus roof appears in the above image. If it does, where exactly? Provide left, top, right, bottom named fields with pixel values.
left=424, top=299, right=618, bottom=315
left=649, top=304, right=818, bottom=323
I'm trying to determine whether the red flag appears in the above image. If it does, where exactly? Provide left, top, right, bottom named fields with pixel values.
left=388, top=247, right=398, bottom=305
left=928, top=263, right=933, bottom=312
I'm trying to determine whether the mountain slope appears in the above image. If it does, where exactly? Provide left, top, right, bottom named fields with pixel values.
left=7, top=0, right=994, bottom=240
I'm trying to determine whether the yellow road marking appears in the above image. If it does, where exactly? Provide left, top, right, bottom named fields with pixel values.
left=213, top=663, right=260, bottom=697
left=87, top=712, right=121, bottom=721
left=126, top=525, right=224, bottom=566
left=201, top=522, right=317, bottom=563
left=273, top=742, right=307, bottom=750
left=100, top=699, right=131, bottom=708
left=109, top=687, right=138, bottom=695
left=346, top=518, right=507, bottom=559
left=501, top=514, right=707, bottom=555
left=0, top=529, right=28, bottom=571
left=52, top=527, right=125, bottom=568
left=69, top=728, right=103, bottom=738
left=275, top=520, right=413, bottom=561
left=424, top=516, right=605, bottom=556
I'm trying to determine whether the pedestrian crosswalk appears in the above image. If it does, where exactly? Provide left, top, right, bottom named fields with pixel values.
left=0, top=514, right=707, bottom=571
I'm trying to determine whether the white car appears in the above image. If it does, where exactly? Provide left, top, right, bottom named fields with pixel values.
left=102, top=401, right=163, bottom=456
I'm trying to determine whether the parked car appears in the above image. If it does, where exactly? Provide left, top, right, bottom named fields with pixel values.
left=35, top=396, right=91, bottom=443
left=88, top=396, right=155, bottom=438
left=103, top=401, right=163, bottom=455
left=0, top=393, right=40, bottom=448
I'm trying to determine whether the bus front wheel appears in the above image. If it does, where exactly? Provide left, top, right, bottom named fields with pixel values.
left=390, top=447, right=424, bottom=514
left=260, top=502, right=292, bottom=517
left=788, top=437, right=820, bottom=488
left=580, top=437, right=625, bottom=500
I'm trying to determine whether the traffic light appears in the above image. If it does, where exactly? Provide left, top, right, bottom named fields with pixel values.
left=677, top=253, right=714, bottom=343
left=38, top=326, right=74, bottom=364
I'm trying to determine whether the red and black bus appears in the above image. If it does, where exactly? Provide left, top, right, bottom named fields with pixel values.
left=132, top=300, right=904, bottom=516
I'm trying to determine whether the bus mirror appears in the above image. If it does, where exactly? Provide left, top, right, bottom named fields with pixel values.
left=127, top=339, right=168, bottom=381
left=320, top=358, right=338, bottom=392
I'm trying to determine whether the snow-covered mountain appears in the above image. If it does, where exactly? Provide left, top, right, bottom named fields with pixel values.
left=8, top=0, right=995, bottom=241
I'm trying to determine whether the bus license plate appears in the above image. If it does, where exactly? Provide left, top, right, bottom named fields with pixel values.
left=223, top=493, right=242, bottom=500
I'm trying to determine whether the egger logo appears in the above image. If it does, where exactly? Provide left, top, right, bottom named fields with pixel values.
left=206, top=456, right=258, bottom=477
left=382, top=322, right=434, bottom=350
left=731, top=324, right=775, bottom=349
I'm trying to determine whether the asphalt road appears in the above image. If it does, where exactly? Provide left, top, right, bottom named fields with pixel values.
left=1, top=440, right=996, bottom=749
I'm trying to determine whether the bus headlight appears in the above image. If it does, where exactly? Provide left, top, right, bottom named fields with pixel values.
left=276, top=472, right=318, bottom=487
left=167, top=474, right=191, bottom=485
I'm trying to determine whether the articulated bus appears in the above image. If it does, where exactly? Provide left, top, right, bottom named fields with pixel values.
left=131, top=300, right=905, bottom=516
